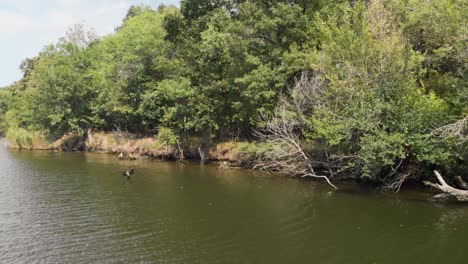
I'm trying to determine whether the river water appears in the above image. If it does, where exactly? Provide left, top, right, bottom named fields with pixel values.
left=0, top=140, right=467, bottom=263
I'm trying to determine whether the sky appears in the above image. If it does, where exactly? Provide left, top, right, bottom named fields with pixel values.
left=0, top=0, right=180, bottom=87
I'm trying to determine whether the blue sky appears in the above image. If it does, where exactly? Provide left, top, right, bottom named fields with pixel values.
left=0, top=0, right=180, bottom=87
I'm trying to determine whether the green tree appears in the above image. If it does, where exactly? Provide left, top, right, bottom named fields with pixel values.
left=88, top=7, right=180, bottom=133
left=0, top=88, right=11, bottom=135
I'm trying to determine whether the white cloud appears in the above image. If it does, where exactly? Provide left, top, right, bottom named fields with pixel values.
left=0, top=10, right=33, bottom=34
left=46, top=9, right=76, bottom=30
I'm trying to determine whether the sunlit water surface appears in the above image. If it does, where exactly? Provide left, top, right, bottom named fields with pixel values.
left=1, top=139, right=467, bottom=263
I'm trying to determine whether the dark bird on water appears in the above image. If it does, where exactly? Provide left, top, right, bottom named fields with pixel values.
left=122, top=168, right=135, bottom=178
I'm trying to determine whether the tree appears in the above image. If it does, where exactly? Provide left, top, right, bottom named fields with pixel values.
left=255, top=73, right=337, bottom=189
left=27, top=41, right=96, bottom=137
left=88, top=7, right=177, bottom=133
left=0, top=88, right=11, bottom=135
left=256, top=0, right=464, bottom=187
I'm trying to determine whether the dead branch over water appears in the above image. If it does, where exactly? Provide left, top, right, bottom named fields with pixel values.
left=254, top=73, right=337, bottom=189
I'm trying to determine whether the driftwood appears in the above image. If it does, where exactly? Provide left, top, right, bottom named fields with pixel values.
left=424, top=171, right=468, bottom=202
left=176, top=142, right=185, bottom=162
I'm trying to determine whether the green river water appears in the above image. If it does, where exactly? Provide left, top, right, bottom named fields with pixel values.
left=0, top=140, right=467, bottom=263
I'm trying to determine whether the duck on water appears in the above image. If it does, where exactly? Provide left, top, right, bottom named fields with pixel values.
left=122, top=168, right=135, bottom=179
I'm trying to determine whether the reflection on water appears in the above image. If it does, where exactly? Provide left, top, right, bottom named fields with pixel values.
left=0, top=141, right=467, bottom=263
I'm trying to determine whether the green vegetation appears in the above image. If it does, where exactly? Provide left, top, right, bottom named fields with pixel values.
left=0, top=89, right=10, bottom=136
left=5, top=127, right=49, bottom=150
left=1, top=0, right=466, bottom=186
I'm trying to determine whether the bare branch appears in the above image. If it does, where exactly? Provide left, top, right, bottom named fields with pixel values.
left=198, top=146, right=207, bottom=165
left=382, top=172, right=411, bottom=193
left=254, top=72, right=337, bottom=189
left=430, top=116, right=468, bottom=144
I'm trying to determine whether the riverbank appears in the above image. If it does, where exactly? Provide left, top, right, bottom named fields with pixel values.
left=5, top=131, right=468, bottom=201
left=5, top=130, right=257, bottom=166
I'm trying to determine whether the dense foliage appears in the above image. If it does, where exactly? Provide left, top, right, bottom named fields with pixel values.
left=0, top=89, right=10, bottom=136
left=1, top=0, right=466, bottom=182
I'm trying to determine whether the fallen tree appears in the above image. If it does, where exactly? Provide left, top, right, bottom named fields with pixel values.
left=424, top=171, right=468, bottom=202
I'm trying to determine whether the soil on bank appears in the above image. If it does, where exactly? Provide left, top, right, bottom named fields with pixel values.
left=6, top=131, right=253, bottom=166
